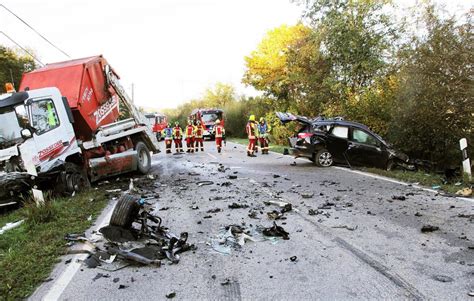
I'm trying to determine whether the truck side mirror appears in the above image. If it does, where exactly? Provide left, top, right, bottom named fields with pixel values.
left=21, top=128, right=32, bottom=139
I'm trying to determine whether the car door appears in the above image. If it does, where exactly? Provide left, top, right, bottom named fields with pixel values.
left=326, top=125, right=349, bottom=163
left=346, top=128, right=387, bottom=168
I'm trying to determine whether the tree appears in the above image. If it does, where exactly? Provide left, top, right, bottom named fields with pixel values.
left=299, top=0, right=398, bottom=96
left=201, top=82, right=235, bottom=108
left=0, top=45, right=35, bottom=91
left=243, top=23, right=331, bottom=114
left=389, top=5, right=473, bottom=168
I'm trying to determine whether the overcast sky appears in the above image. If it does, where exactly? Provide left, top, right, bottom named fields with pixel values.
left=1, top=0, right=472, bottom=110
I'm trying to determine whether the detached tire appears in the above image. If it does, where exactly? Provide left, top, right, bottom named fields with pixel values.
left=314, top=149, right=333, bottom=167
left=135, top=141, right=151, bottom=174
left=110, top=194, right=140, bottom=228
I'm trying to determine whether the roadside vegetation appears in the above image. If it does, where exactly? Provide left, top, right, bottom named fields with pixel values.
left=0, top=190, right=108, bottom=299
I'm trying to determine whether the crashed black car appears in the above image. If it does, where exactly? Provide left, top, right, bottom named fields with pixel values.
left=276, top=112, right=415, bottom=170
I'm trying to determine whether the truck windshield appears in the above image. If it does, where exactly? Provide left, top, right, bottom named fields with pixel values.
left=0, top=110, right=22, bottom=148
left=202, top=112, right=222, bottom=123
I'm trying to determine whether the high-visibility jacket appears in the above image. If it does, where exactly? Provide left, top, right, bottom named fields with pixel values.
left=246, top=122, right=257, bottom=139
left=258, top=122, right=271, bottom=138
left=214, top=125, right=225, bottom=138
left=185, top=125, right=195, bottom=138
left=195, top=125, right=204, bottom=138
left=173, top=126, right=182, bottom=139
left=162, top=127, right=173, bottom=140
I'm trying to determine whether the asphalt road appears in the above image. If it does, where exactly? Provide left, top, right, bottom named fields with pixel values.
left=31, top=141, right=474, bottom=300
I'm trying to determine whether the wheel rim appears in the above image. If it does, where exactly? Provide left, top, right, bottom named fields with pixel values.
left=139, top=149, right=149, bottom=167
left=318, top=152, right=333, bottom=167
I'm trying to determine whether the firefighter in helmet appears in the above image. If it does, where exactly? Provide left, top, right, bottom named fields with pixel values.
left=258, top=117, right=271, bottom=154
left=246, top=115, right=258, bottom=157
left=212, top=119, right=225, bottom=153
left=195, top=120, right=204, bottom=152
left=185, top=120, right=196, bottom=153
left=173, top=121, right=183, bottom=153
left=161, top=123, right=174, bottom=154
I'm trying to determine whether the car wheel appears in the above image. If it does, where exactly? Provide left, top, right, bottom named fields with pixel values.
left=109, top=194, right=140, bottom=228
left=315, top=149, right=333, bottom=167
left=136, top=141, right=151, bottom=174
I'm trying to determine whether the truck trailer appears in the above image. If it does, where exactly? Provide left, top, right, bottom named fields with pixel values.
left=0, top=55, right=159, bottom=206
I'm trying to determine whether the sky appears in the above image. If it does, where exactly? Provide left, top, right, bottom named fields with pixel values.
left=1, top=0, right=472, bottom=110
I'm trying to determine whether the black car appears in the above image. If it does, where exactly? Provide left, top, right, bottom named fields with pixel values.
left=276, top=112, right=414, bottom=170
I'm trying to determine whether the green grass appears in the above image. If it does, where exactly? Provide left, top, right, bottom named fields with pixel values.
left=361, top=168, right=470, bottom=195
left=0, top=190, right=108, bottom=299
left=228, top=137, right=287, bottom=154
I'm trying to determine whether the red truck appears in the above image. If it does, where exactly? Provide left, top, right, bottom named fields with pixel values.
left=189, top=108, right=224, bottom=140
left=0, top=56, right=160, bottom=205
left=144, top=112, right=167, bottom=140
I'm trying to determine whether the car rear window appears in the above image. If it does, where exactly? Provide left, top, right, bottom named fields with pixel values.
left=331, top=126, right=348, bottom=138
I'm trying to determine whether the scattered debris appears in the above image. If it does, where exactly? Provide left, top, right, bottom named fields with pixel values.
left=301, top=192, right=314, bottom=199
left=166, top=291, right=176, bottom=299
left=207, top=208, right=221, bottom=213
left=421, top=225, right=439, bottom=233
left=318, top=201, right=335, bottom=210
left=221, top=278, right=232, bottom=285
left=228, top=203, right=249, bottom=209
left=273, top=174, right=280, bottom=178
left=0, top=220, right=24, bottom=235
left=227, top=175, right=238, bottom=180
left=118, top=284, right=128, bottom=289
left=197, top=181, right=214, bottom=187
left=262, top=222, right=289, bottom=240
left=290, top=256, right=297, bottom=262
left=210, top=225, right=259, bottom=254
left=92, top=273, right=110, bottom=281
left=456, top=188, right=472, bottom=197
left=392, top=195, right=406, bottom=201
left=414, top=212, right=423, bottom=217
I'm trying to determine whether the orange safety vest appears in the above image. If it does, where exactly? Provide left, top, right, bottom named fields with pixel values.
left=246, top=122, right=256, bottom=139
left=195, top=125, right=204, bottom=138
left=215, top=125, right=224, bottom=138
left=186, top=125, right=195, bottom=138
left=173, top=126, right=182, bottom=139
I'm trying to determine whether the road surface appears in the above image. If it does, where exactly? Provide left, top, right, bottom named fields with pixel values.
left=31, top=141, right=474, bottom=300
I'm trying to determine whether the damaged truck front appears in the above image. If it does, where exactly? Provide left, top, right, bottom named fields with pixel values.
left=0, top=56, right=160, bottom=207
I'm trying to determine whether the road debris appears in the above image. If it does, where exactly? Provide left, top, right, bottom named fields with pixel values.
left=210, top=225, right=259, bottom=254
left=0, top=220, right=24, bottom=235
left=421, top=225, right=439, bottom=233
left=262, top=222, right=290, bottom=240
left=228, top=202, right=249, bottom=209
left=301, top=192, right=314, bottom=199
left=197, top=181, right=214, bottom=187
left=331, top=225, right=358, bottom=231
left=166, top=291, right=176, bottom=298
left=456, top=187, right=472, bottom=197
left=432, top=275, right=454, bottom=283
left=392, top=195, right=406, bottom=201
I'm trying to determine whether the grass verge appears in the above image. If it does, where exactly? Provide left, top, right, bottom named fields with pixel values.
left=227, top=137, right=286, bottom=154
left=0, top=190, right=108, bottom=299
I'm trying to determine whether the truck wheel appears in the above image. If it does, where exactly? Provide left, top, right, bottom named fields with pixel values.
left=314, top=149, right=333, bottom=167
left=56, top=163, right=90, bottom=194
left=110, top=194, right=140, bottom=228
left=135, top=141, right=151, bottom=174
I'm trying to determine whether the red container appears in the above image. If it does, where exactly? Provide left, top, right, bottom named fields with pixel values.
left=19, top=55, right=120, bottom=140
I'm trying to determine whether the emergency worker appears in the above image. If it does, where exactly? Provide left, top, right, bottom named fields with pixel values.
left=185, top=120, right=195, bottom=153
left=246, top=115, right=258, bottom=157
left=195, top=120, right=204, bottom=152
left=212, top=119, right=225, bottom=153
left=161, top=123, right=174, bottom=154
left=258, top=117, right=271, bottom=154
left=173, top=122, right=183, bottom=153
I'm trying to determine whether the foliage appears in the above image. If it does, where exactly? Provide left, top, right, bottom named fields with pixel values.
left=388, top=6, right=474, bottom=168
left=0, top=46, right=36, bottom=91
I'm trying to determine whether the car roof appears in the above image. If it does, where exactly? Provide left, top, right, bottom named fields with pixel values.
left=313, top=119, right=371, bottom=131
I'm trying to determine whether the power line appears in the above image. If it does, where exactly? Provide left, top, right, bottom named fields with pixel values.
left=0, top=4, right=70, bottom=58
left=0, top=31, right=44, bottom=66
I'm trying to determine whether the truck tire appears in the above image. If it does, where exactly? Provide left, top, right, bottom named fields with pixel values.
left=314, top=149, right=333, bottom=167
left=56, top=163, right=90, bottom=195
left=109, top=194, right=140, bottom=228
left=135, top=141, right=151, bottom=174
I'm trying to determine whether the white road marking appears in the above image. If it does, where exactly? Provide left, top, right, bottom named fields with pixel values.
left=207, top=152, right=218, bottom=160
left=334, top=166, right=474, bottom=204
left=43, top=203, right=116, bottom=301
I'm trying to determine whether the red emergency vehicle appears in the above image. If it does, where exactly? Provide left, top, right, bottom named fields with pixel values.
left=144, top=112, right=167, bottom=140
left=189, top=108, right=224, bottom=140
